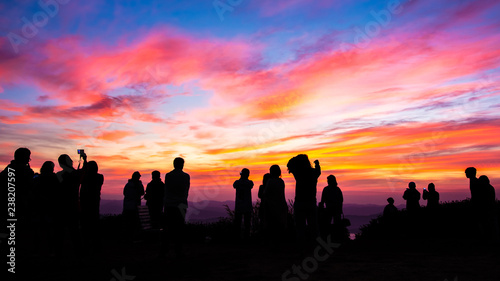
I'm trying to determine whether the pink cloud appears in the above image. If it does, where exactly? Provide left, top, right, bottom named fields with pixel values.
left=96, top=130, right=135, bottom=141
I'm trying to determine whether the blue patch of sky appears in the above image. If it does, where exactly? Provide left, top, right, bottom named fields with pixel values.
left=155, top=81, right=212, bottom=118
left=2, top=85, right=62, bottom=107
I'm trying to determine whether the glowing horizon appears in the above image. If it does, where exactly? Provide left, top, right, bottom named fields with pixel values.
left=1, top=0, right=499, bottom=205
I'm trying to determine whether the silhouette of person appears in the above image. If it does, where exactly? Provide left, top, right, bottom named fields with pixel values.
left=319, top=175, right=343, bottom=237
left=263, top=165, right=287, bottom=243
left=402, top=182, right=421, bottom=212
left=258, top=173, right=271, bottom=200
left=287, top=154, right=321, bottom=249
left=383, top=197, right=398, bottom=238
left=477, top=175, right=496, bottom=209
left=144, top=170, right=165, bottom=229
left=465, top=167, right=479, bottom=203
left=1, top=148, right=35, bottom=262
left=33, top=161, right=60, bottom=256
left=122, top=171, right=144, bottom=241
left=1, top=148, right=35, bottom=222
left=80, top=160, right=104, bottom=253
left=160, top=157, right=190, bottom=257
left=383, top=197, right=398, bottom=218
left=258, top=173, right=271, bottom=234
left=56, top=153, right=87, bottom=256
left=233, top=168, right=254, bottom=239
left=476, top=175, right=498, bottom=240
left=422, top=183, right=439, bottom=208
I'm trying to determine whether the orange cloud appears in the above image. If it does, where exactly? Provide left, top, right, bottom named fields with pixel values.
left=96, top=130, right=135, bottom=141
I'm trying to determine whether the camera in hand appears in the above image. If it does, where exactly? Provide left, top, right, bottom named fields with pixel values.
left=77, top=149, right=85, bottom=154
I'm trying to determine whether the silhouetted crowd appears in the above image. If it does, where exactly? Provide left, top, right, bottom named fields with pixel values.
left=1, top=148, right=498, bottom=262
left=0, top=148, right=103, bottom=259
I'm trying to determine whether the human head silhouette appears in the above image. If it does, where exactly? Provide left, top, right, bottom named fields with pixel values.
left=408, top=182, right=416, bottom=189
left=327, top=175, right=337, bottom=186
left=465, top=167, right=477, bottom=179
left=152, top=170, right=161, bottom=179
left=131, top=171, right=141, bottom=181
left=14, top=147, right=31, bottom=165
left=428, top=183, right=435, bottom=192
left=262, top=173, right=270, bottom=185
left=58, top=154, right=73, bottom=169
left=40, top=161, right=55, bottom=174
left=478, top=175, right=490, bottom=186
left=173, top=157, right=184, bottom=170
left=387, top=197, right=395, bottom=205
left=240, top=168, right=250, bottom=179
left=287, top=154, right=312, bottom=174
left=270, top=165, right=281, bottom=177
left=87, top=161, right=98, bottom=174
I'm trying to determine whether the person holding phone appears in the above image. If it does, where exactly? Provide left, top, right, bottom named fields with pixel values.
left=55, top=150, right=88, bottom=256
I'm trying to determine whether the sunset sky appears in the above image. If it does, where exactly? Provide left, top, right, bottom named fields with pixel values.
left=1, top=0, right=499, bottom=206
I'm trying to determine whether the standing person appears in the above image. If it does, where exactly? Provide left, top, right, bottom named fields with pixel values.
left=263, top=165, right=287, bottom=243
left=33, top=161, right=60, bottom=256
left=1, top=148, right=35, bottom=220
left=144, top=170, right=164, bottom=229
left=160, top=157, right=190, bottom=258
left=383, top=197, right=398, bottom=218
left=465, top=167, right=479, bottom=202
left=122, top=171, right=144, bottom=242
left=319, top=175, right=343, bottom=238
left=0, top=148, right=35, bottom=264
left=80, top=161, right=104, bottom=253
left=422, top=183, right=439, bottom=208
left=477, top=175, right=498, bottom=240
left=287, top=154, right=321, bottom=251
left=402, top=182, right=421, bottom=212
left=56, top=153, right=87, bottom=257
left=258, top=173, right=271, bottom=235
left=233, top=168, right=254, bottom=239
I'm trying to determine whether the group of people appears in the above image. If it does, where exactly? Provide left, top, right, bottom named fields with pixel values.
left=465, top=167, right=498, bottom=239
left=122, top=154, right=347, bottom=254
left=233, top=165, right=289, bottom=243
left=2, top=147, right=498, bottom=260
left=0, top=147, right=104, bottom=257
left=381, top=167, right=499, bottom=240
left=401, top=181, right=440, bottom=212
left=231, top=155, right=347, bottom=248
left=121, top=157, right=190, bottom=257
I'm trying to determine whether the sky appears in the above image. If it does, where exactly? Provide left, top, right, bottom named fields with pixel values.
left=1, top=0, right=500, bottom=207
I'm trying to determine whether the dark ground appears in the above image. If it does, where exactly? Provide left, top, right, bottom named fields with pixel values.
left=18, top=235, right=500, bottom=281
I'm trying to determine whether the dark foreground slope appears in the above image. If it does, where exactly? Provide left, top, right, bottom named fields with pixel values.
left=14, top=200, right=500, bottom=281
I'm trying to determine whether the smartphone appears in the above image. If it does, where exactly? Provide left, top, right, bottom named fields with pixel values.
left=77, top=149, right=85, bottom=154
